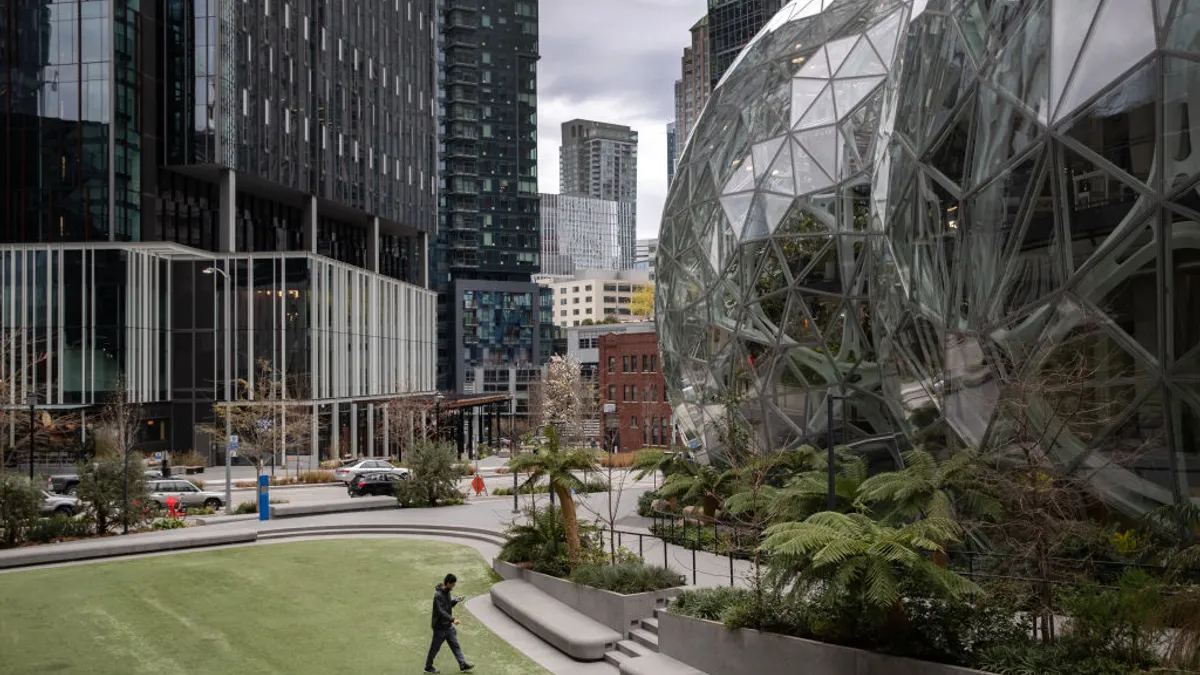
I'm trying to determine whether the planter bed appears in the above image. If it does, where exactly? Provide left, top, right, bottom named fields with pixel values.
left=657, top=610, right=995, bottom=675
left=493, top=559, right=679, bottom=637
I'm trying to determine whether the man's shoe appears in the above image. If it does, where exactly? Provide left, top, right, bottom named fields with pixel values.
left=460, top=665, right=475, bottom=672
left=424, top=668, right=440, bottom=674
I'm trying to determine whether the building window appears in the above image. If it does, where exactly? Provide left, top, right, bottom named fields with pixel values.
left=623, top=384, right=630, bottom=401
left=573, top=309, right=580, bottom=315
left=573, top=297, right=580, bottom=304
left=560, top=310, right=567, bottom=317
left=622, top=355, right=629, bottom=372
left=630, top=416, right=638, bottom=428
left=642, top=354, right=649, bottom=372
left=650, top=355, right=657, bottom=372
left=651, top=417, right=659, bottom=446
left=573, top=286, right=580, bottom=293
left=631, top=385, right=639, bottom=402
left=644, top=422, right=650, bottom=447
left=560, top=299, right=566, bottom=305
left=662, top=419, right=671, bottom=445
left=608, top=385, right=616, bottom=401
left=607, top=356, right=616, bottom=373
left=585, top=285, right=593, bottom=291
left=578, top=338, right=589, bottom=349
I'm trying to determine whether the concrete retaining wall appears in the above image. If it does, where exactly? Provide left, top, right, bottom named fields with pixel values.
left=658, top=611, right=994, bottom=675
left=0, top=529, right=258, bottom=569
left=493, top=559, right=678, bottom=637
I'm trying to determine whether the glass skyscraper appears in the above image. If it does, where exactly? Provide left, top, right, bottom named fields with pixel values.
left=0, top=0, right=438, bottom=462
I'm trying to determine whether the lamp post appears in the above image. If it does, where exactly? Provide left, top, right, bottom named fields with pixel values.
left=203, top=263, right=234, bottom=515
left=511, top=395, right=519, bottom=514
left=25, top=394, right=37, bottom=482
left=433, top=393, right=444, bottom=442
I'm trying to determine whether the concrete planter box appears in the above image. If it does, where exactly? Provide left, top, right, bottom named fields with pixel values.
left=658, top=611, right=995, bottom=675
left=493, top=559, right=679, bottom=637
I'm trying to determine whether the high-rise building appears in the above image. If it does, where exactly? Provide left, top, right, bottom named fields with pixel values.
left=0, top=0, right=437, bottom=463
left=540, top=194, right=634, bottom=277
left=676, top=16, right=710, bottom=146
left=707, top=0, right=786, bottom=88
left=436, top=0, right=548, bottom=409
left=667, top=123, right=678, bottom=187
left=635, top=239, right=658, bottom=282
left=559, top=119, right=639, bottom=205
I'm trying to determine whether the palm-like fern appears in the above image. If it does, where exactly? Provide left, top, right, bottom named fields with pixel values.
left=507, top=425, right=599, bottom=564
left=631, top=448, right=687, bottom=481
left=761, top=511, right=980, bottom=611
left=730, top=452, right=867, bottom=524
left=855, top=448, right=1000, bottom=527
left=657, top=462, right=737, bottom=519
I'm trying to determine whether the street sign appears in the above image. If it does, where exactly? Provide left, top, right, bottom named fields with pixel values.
left=229, top=449, right=238, bottom=458
left=153, top=451, right=163, bottom=461
left=229, top=435, right=239, bottom=448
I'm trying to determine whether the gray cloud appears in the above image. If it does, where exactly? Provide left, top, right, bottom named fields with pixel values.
left=537, top=0, right=704, bottom=238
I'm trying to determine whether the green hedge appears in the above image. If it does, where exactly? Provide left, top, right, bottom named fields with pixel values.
left=569, top=563, right=684, bottom=594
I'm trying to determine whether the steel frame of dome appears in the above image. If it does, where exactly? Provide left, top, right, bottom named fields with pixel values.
left=656, top=0, right=1200, bottom=516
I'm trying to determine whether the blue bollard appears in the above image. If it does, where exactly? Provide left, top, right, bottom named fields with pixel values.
left=258, top=474, right=270, bottom=521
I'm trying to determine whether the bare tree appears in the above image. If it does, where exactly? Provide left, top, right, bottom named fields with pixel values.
left=95, top=376, right=144, bottom=534
left=543, top=354, right=595, bottom=446
left=0, top=330, right=49, bottom=473
left=376, top=393, right=435, bottom=462
left=974, top=310, right=1160, bottom=642
left=199, top=359, right=314, bottom=477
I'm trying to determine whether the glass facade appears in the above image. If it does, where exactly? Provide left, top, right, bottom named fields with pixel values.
left=657, top=0, right=1200, bottom=515
left=539, top=193, right=632, bottom=277
left=706, top=0, right=785, bottom=89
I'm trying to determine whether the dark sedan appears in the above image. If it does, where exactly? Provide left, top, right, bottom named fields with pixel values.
left=347, top=472, right=405, bottom=497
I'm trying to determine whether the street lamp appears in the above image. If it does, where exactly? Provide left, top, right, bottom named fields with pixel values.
left=25, top=394, right=37, bottom=482
left=203, top=263, right=235, bottom=515
left=510, top=395, right=519, bottom=514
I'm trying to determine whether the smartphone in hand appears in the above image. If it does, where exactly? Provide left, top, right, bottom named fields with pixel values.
left=455, top=595, right=467, bottom=603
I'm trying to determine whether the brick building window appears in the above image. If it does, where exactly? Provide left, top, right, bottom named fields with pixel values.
left=608, top=385, right=616, bottom=401
left=622, top=355, right=629, bottom=372
left=630, top=416, right=638, bottom=428
left=631, top=385, right=638, bottom=402
left=622, top=384, right=629, bottom=401
left=642, top=354, right=649, bottom=372
left=651, top=355, right=657, bottom=372
left=607, top=356, right=615, bottom=373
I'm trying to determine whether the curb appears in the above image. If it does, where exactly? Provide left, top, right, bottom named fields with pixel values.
left=0, top=523, right=506, bottom=571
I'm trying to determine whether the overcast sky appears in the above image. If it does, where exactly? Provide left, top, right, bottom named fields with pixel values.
left=537, top=0, right=705, bottom=240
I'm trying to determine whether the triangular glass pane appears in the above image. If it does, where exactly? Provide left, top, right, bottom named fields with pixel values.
left=865, top=8, right=903, bottom=70
left=921, top=97, right=974, bottom=189
left=796, top=84, right=836, bottom=130
left=1089, top=224, right=1162, bottom=364
left=1163, top=56, right=1200, bottom=194
left=824, top=36, right=857, bottom=76
left=762, top=142, right=797, bottom=194
left=1158, top=0, right=1176, bottom=28
left=993, top=164, right=1063, bottom=317
left=839, top=92, right=881, bottom=178
left=723, top=154, right=757, bottom=194
left=834, top=36, right=886, bottom=78
left=791, top=139, right=835, bottom=196
left=1059, top=143, right=1154, bottom=274
left=971, top=84, right=1045, bottom=189
left=1050, top=0, right=1102, bottom=115
left=779, top=236, right=833, bottom=285
left=752, top=136, right=787, bottom=180
left=832, top=76, right=884, bottom=120
left=790, top=78, right=829, bottom=128
left=988, top=0, right=1051, bottom=125
left=1059, top=59, right=1158, bottom=188
left=720, top=193, right=755, bottom=240
left=1055, top=0, right=1156, bottom=123
left=1166, top=0, right=1200, bottom=53
left=797, top=48, right=832, bottom=79
left=742, top=195, right=775, bottom=243
left=763, top=193, right=796, bottom=235
left=795, top=125, right=839, bottom=184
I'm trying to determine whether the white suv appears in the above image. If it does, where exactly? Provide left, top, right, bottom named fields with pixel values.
left=147, top=479, right=225, bottom=510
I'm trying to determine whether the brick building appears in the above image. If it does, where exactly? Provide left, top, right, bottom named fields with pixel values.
left=599, top=332, right=674, bottom=452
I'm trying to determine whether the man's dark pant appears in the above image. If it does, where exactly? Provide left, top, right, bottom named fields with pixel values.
left=426, top=626, right=466, bottom=669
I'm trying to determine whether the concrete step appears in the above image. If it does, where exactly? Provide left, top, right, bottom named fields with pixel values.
left=629, top=627, right=658, bottom=651
left=617, top=639, right=653, bottom=659
left=639, top=617, right=659, bottom=635
left=618, top=652, right=710, bottom=675
left=604, top=649, right=632, bottom=668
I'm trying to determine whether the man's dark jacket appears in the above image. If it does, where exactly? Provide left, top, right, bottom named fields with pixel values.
left=431, top=583, right=459, bottom=631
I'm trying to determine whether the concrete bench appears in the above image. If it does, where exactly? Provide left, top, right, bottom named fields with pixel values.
left=490, top=579, right=621, bottom=661
left=620, top=653, right=710, bottom=675
left=0, top=528, right=258, bottom=569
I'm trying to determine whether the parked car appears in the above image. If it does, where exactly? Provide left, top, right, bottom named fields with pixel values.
left=146, top=479, right=225, bottom=510
left=40, top=491, right=80, bottom=517
left=347, top=472, right=406, bottom=497
left=332, top=459, right=410, bottom=484
left=47, top=468, right=162, bottom=495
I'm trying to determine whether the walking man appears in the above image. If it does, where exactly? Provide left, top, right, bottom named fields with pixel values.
left=425, top=573, right=474, bottom=673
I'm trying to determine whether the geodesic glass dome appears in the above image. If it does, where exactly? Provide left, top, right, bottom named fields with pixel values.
left=657, top=0, right=1200, bottom=515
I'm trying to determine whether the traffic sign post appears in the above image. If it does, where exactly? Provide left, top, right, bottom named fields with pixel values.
left=225, top=433, right=239, bottom=516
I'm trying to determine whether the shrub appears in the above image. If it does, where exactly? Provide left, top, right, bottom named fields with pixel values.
left=395, top=441, right=462, bottom=508
left=169, top=450, right=208, bottom=467
left=499, top=505, right=600, bottom=577
left=637, top=490, right=658, bottom=517
left=493, top=478, right=608, bottom=497
left=25, top=515, right=95, bottom=544
left=0, top=473, right=43, bottom=546
left=569, top=563, right=684, bottom=594
left=151, top=517, right=188, bottom=530
left=670, top=587, right=756, bottom=621
left=235, top=501, right=257, bottom=515
left=267, top=471, right=335, bottom=486
left=76, top=456, right=150, bottom=534
left=1058, top=569, right=1162, bottom=666
left=596, top=451, right=639, bottom=468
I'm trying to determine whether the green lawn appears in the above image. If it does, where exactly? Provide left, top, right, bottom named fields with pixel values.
left=0, top=539, right=551, bottom=675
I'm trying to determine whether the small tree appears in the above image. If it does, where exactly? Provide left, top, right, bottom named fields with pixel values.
left=378, top=394, right=435, bottom=460
left=77, top=455, right=149, bottom=534
left=395, top=440, right=461, bottom=507
left=200, top=359, right=314, bottom=476
left=630, top=283, right=655, bottom=320
left=543, top=355, right=596, bottom=446
left=0, top=473, right=43, bottom=546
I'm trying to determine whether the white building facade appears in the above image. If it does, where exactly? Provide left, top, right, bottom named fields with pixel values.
left=540, top=194, right=636, bottom=277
